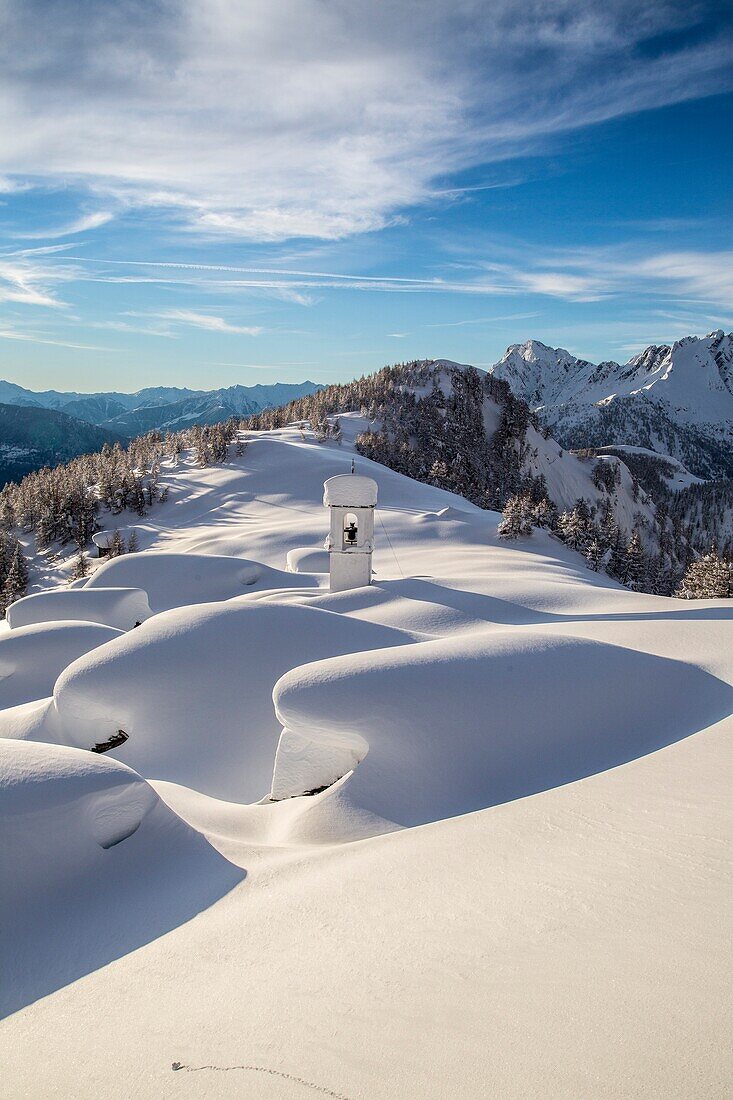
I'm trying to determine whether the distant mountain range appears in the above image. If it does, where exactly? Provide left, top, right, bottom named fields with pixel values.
left=0, top=379, right=322, bottom=433
left=488, top=331, right=733, bottom=480
left=0, top=380, right=323, bottom=484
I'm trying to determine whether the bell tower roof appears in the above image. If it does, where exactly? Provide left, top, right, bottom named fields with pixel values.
left=323, top=474, right=378, bottom=508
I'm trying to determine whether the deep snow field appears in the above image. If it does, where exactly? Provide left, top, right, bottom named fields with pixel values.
left=1, top=416, right=732, bottom=1098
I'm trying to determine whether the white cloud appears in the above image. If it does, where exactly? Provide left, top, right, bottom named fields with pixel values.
left=0, top=326, right=116, bottom=351
left=151, top=310, right=263, bottom=335
left=635, top=251, right=733, bottom=311
left=0, top=253, right=77, bottom=307
left=472, top=246, right=733, bottom=310
left=509, top=272, right=609, bottom=302
left=0, top=1, right=729, bottom=241
left=0, top=175, right=32, bottom=194
left=17, top=211, right=114, bottom=240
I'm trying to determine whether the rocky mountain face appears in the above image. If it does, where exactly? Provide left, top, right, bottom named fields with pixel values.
left=489, top=332, right=733, bottom=479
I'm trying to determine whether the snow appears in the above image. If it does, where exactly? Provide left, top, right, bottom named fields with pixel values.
left=286, top=546, right=329, bottom=573
left=0, top=620, right=121, bottom=709
left=323, top=473, right=378, bottom=506
left=1, top=422, right=731, bottom=1098
left=272, top=628, right=732, bottom=825
left=46, top=601, right=415, bottom=801
left=524, top=420, right=656, bottom=524
left=0, top=738, right=242, bottom=1016
left=490, top=331, right=733, bottom=454
left=6, top=586, right=152, bottom=631
left=85, top=551, right=311, bottom=612
left=597, top=444, right=705, bottom=487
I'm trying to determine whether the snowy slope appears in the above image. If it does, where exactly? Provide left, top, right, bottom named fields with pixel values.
left=489, top=331, right=733, bottom=477
left=1, top=422, right=731, bottom=1098
left=596, top=444, right=703, bottom=485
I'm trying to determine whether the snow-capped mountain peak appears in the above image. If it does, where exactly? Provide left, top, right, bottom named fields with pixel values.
left=488, top=331, right=733, bottom=479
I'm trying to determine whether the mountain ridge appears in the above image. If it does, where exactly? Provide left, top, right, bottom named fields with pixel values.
left=0, top=403, right=129, bottom=486
left=487, top=330, right=733, bottom=479
left=0, top=378, right=323, bottom=432
left=0, top=379, right=323, bottom=485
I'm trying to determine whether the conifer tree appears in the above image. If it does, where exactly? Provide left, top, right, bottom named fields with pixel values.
left=498, top=494, right=533, bottom=538
left=585, top=538, right=604, bottom=571
left=675, top=549, right=732, bottom=599
left=616, top=530, right=645, bottom=589
left=71, top=549, right=90, bottom=581
left=557, top=507, right=586, bottom=552
left=531, top=497, right=556, bottom=529
left=1, top=543, right=28, bottom=614
left=109, top=530, right=125, bottom=558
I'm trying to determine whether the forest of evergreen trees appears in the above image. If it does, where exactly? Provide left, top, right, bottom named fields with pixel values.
left=0, top=420, right=239, bottom=615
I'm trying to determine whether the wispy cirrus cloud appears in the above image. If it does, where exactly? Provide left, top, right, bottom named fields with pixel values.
left=0, top=251, right=78, bottom=307
left=473, top=246, right=733, bottom=310
left=0, top=326, right=117, bottom=351
left=0, top=1, right=730, bottom=242
left=4, top=240, right=731, bottom=345
left=25, top=246, right=733, bottom=313
left=16, top=210, right=115, bottom=240
left=144, top=310, right=263, bottom=336
left=635, top=251, right=733, bottom=310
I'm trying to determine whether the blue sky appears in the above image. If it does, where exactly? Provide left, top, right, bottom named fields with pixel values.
left=1, top=0, right=732, bottom=394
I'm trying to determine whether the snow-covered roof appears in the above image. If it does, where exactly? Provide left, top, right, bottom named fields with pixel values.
left=323, top=474, right=378, bottom=507
left=92, top=531, right=114, bottom=548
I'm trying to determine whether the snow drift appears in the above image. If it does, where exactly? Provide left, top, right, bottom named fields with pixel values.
left=0, top=738, right=243, bottom=1015
left=7, top=587, right=152, bottom=631
left=286, top=546, right=329, bottom=573
left=49, top=601, right=415, bottom=801
left=272, top=629, right=733, bottom=826
left=0, top=620, right=122, bottom=709
left=85, top=551, right=313, bottom=612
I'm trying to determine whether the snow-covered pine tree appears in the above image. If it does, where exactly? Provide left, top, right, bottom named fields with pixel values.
left=585, top=538, right=604, bottom=571
left=71, top=549, right=90, bottom=581
left=617, top=530, right=646, bottom=589
left=1, top=543, right=28, bottom=615
left=607, top=525, right=628, bottom=580
left=557, top=507, right=586, bottom=552
left=109, top=530, right=125, bottom=558
left=498, top=494, right=533, bottom=538
left=531, top=497, right=556, bottom=529
left=675, top=548, right=732, bottom=599
left=428, top=459, right=451, bottom=491
left=127, top=530, right=140, bottom=553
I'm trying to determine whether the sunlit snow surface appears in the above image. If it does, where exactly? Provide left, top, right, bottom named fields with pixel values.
left=1, top=418, right=731, bottom=1098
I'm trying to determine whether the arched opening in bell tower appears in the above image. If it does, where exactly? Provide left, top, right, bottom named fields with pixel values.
left=343, top=512, right=359, bottom=547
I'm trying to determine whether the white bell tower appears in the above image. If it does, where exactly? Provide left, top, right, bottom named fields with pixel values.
left=323, top=473, right=378, bottom=593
